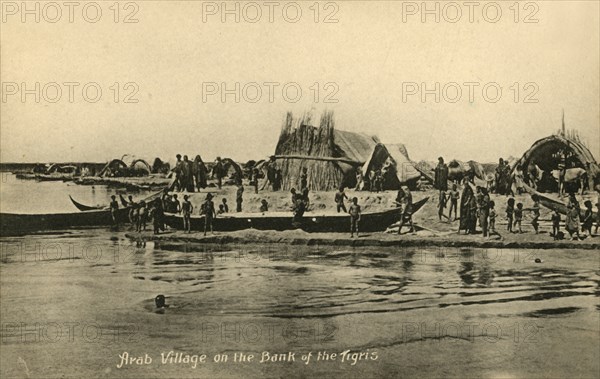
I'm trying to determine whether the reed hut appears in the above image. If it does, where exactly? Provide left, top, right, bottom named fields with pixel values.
left=361, top=143, right=421, bottom=189
left=511, top=132, right=599, bottom=192
left=274, top=111, right=379, bottom=191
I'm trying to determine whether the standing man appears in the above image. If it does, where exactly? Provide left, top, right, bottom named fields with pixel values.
left=109, top=195, right=119, bottom=229
left=182, top=155, right=194, bottom=192
left=213, top=157, right=225, bottom=189
left=182, top=195, right=193, bottom=233
left=397, top=187, right=415, bottom=235
left=478, top=187, right=490, bottom=237
left=202, top=193, right=216, bottom=236
left=348, top=197, right=361, bottom=238
left=335, top=187, right=348, bottom=213
left=174, top=154, right=183, bottom=192
left=434, top=157, right=449, bottom=192
left=236, top=184, right=244, bottom=212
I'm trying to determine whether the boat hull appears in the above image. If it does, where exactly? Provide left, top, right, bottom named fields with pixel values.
left=0, top=208, right=130, bottom=235
left=164, top=197, right=429, bottom=233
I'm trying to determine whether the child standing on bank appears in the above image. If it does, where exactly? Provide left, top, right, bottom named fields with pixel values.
left=506, top=198, right=515, bottom=233
left=438, top=189, right=449, bottom=221
left=514, top=203, right=524, bottom=233
left=488, top=200, right=496, bottom=235
left=448, top=183, right=459, bottom=221
left=551, top=210, right=561, bottom=240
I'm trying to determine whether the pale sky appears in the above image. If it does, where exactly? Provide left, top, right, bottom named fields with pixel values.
left=1, top=0, right=599, bottom=164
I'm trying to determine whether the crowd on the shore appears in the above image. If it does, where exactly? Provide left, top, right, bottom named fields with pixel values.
left=106, top=153, right=600, bottom=240
left=433, top=157, right=599, bottom=241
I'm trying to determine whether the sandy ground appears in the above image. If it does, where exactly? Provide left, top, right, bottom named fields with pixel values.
left=130, top=185, right=600, bottom=249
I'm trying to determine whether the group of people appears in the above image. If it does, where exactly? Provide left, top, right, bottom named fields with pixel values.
left=171, top=154, right=210, bottom=192
left=561, top=194, right=598, bottom=240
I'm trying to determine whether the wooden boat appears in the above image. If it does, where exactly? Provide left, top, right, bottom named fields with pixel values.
left=523, top=184, right=586, bottom=218
left=16, top=173, right=76, bottom=182
left=69, top=195, right=104, bottom=211
left=164, top=197, right=429, bottom=233
left=1, top=208, right=130, bottom=235
left=69, top=189, right=165, bottom=212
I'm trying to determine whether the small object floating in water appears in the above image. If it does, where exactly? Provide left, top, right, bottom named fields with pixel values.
left=534, top=258, right=543, bottom=263
left=155, top=294, right=166, bottom=308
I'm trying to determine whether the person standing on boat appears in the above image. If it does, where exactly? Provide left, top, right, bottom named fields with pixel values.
left=349, top=197, right=361, bottom=238
left=434, top=157, right=449, bottom=192
left=182, top=195, right=193, bottom=233
left=202, top=193, right=216, bottom=236
left=335, top=187, right=348, bottom=213
left=110, top=195, right=119, bottom=228
left=236, top=184, right=244, bottom=212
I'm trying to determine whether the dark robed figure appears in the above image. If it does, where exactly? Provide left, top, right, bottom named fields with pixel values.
left=434, top=157, right=449, bottom=191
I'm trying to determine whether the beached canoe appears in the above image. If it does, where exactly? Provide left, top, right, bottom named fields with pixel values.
left=523, top=184, right=587, bottom=219
left=69, top=189, right=166, bottom=212
left=69, top=195, right=105, bottom=211
left=164, top=197, right=429, bottom=233
left=0, top=208, right=130, bottom=235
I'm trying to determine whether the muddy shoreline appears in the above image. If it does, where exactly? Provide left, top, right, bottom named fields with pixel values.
left=125, top=229, right=600, bottom=250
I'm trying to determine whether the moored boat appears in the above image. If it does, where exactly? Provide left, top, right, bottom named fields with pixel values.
left=0, top=208, right=130, bottom=235
left=69, top=195, right=105, bottom=211
left=164, top=197, right=429, bottom=233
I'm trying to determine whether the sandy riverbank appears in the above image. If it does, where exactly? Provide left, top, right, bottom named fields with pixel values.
left=124, top=186, right=600, bottom=250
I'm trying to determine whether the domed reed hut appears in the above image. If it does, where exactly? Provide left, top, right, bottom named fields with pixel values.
left=512, top=132, right=599, bottom=193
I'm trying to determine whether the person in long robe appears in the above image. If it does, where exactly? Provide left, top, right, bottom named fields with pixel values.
left=434, top=157, right=449, bottom=191
left=458, top=185, right=473, bottom=234
left=193, top=155, right=208, bottom=190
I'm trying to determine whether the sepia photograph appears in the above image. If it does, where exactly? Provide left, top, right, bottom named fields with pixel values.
left=1, top=1, right=599, bottom=378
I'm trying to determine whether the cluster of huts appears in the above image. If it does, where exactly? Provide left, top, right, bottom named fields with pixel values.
left=267, top=111, right=599, bottom=194
left=31, top=110, right=596, bottom=194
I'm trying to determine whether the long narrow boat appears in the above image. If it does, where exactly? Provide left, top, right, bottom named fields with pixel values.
left=164, top=197, right=429, bottom=233
left=69, top=189, right=166, bottom=212
left=523, top=184, right=586, bottom=218
left=0, top=208, right=130, bottom=235
left=69, top=195, right=104, bottom=211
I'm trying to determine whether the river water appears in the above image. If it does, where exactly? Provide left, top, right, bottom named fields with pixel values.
left=0, top=177, right=599, bottom=378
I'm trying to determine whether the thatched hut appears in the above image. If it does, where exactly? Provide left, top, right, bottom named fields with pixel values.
left=512, top=133, right=599, bottom=191
left=361, top=143, right=421, bottom=189
left=274, top=111, right=379, bottom=191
